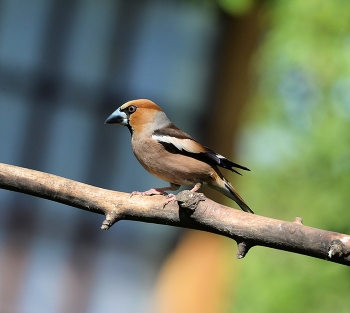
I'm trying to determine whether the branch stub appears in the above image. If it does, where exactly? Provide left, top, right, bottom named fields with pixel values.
left=176, top=190, right=206, bottom=214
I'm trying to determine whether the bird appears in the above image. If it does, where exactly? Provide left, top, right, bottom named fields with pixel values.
left=105, top=99, right=253, bottom=213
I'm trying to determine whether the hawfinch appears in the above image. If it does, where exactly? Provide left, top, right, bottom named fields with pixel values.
left=105, top=99, right=253, bottom=213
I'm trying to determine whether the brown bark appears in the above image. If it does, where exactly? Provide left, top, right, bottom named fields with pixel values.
left=0, top=162, right=349, bottom=266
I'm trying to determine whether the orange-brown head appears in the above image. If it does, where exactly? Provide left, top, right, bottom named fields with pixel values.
left=105, top=99, right=171, bottom=135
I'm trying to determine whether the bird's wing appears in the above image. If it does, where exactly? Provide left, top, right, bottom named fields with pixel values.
left=152, top=125, right=250, bottom=175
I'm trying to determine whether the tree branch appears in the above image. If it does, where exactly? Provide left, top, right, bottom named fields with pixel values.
left=0, top=162, right=349, bottom=265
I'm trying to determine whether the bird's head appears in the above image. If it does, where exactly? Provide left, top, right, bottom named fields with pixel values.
left=105, top=99, right=170, bottom=135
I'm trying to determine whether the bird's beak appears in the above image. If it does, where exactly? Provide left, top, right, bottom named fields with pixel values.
left=105, top=108, right=128, bottom=125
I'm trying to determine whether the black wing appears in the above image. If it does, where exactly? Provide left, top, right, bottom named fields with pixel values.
left=152, top=126, right=250, bottom=175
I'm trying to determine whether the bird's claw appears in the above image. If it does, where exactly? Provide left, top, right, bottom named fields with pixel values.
left=130, top=189, right=176, bottom=208
left=130, top=191, right=141, bottom=197
left=130, top=188, right=168, bottom=197
left=163, top=194, right=177, bottom=208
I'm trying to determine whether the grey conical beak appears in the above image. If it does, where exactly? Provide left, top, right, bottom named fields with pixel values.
left=105, top=108, right=128, bottom=125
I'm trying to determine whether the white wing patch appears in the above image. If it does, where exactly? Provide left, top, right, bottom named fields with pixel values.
left=152, top=135, right=202, bottom=154
left=216, top=153, right=225, bottom=159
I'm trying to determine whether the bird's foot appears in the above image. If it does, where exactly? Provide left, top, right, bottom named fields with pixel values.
left=162, top=193, right=177, bottom=208
left=130, top=189, right=177, bottom=208
left=130, top=188, right=168, bottom=197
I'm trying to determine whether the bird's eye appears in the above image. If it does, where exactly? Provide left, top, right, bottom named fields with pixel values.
left=127, top=105, right=137, bottom=114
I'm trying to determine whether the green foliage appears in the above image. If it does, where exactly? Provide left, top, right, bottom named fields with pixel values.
left=229, top=0, right=350, bottom=312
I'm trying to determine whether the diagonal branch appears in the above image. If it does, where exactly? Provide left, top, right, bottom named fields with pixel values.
left=0, top=162, right=349, bottom=265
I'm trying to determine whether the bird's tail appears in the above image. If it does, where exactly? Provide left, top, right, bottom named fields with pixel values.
left=212, top=175, right=254, bottom=214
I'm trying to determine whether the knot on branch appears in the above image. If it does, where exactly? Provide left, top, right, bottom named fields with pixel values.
left=236, top=240, right=253, bottom=259
left=328, top=239, right=350, bottom=259
left=101, top=212, right=121, bottom=230
left=176, top=190, right=206, bottom=214
left=293, top=217, right=303, bottom=225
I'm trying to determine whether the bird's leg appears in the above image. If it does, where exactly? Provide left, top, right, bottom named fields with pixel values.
left=131, top=187, right=169, bottom=197
left=131, top=184, right=179, bottom=208
left=131, top=183, right=180, bottom=197
left=164, top=182, right=203, bottom=209
left=190, top=182, right=202, bottom=193
left=131, top=184, right=182, bottom=208
left=137, top=187, right=171, bottom=196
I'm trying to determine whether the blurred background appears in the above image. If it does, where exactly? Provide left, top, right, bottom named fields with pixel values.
left=0, top=0, right=350, bottom=312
